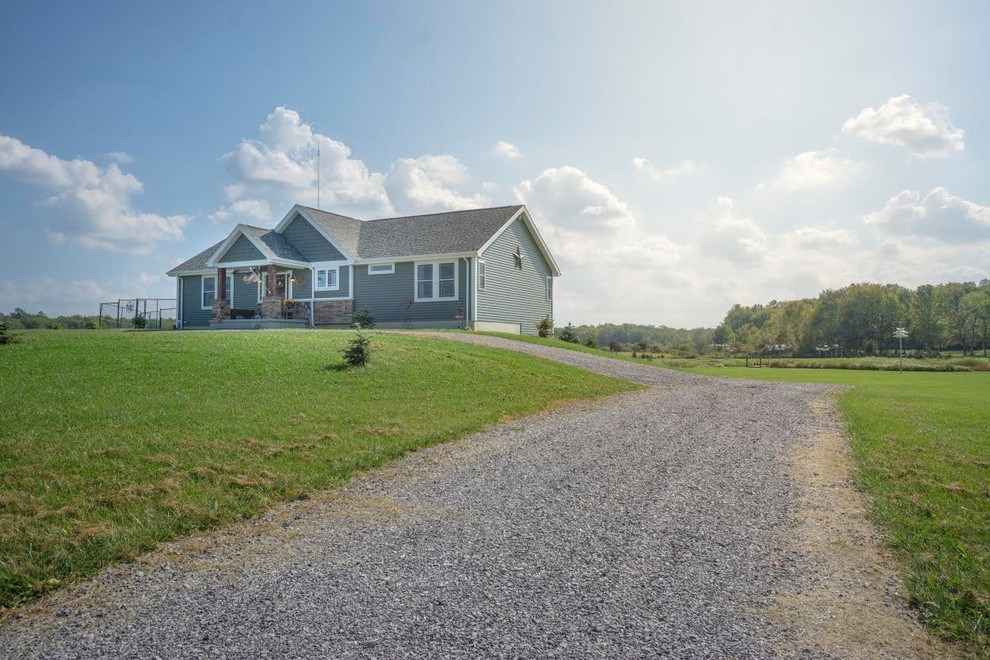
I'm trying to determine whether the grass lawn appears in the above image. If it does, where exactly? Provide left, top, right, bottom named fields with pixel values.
left=477, top=332, right=989, bottom=652
left=0, top=329, right=637, bottom=610
left=691, top=366, right=989, bottom=652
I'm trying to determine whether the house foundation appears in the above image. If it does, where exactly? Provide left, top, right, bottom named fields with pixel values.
left=314, top=300, right=355, bottom=324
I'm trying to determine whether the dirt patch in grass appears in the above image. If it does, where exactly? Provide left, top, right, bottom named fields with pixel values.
left=772, top=393, right=955, bottom=658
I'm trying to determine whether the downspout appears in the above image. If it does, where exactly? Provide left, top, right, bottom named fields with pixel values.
left=310, top=267, right=316, bottom=328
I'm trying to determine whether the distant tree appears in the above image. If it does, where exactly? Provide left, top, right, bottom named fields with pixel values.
left=607, top=339, right=621, bottom=353
left=583, top=330, right=598, bottom=348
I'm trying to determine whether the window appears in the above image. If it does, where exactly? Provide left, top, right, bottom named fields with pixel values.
left=478, top=261, right=486, bottom=290
left=546, top=275, right=552, bottom=301
left=315, top=267, right=339, bottom=291
left=202, top=274, right=233, bottom=309
left=415, top=260, right=458, bottom=301
left=368, top=263, right=394, bottom=275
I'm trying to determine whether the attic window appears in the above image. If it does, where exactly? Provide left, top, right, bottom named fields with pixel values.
left=513, top=247, right=524, bottom=269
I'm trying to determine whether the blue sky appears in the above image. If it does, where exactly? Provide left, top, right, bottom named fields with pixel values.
left=2, top=1, right=988, bottom=326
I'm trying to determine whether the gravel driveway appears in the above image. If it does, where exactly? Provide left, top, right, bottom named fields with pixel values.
left=2, top=336, right=837, bottom=658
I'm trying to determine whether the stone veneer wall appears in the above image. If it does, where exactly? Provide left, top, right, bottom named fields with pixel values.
left=314, top=300, right=355, bottom=325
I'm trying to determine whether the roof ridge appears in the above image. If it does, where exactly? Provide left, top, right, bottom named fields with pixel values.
left=365, top=204, right=523, bottom=223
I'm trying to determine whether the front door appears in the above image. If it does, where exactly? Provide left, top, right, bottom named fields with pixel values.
left=260, top=272, right=292, bottom=300
left=274, top=273, right=289, bottom=299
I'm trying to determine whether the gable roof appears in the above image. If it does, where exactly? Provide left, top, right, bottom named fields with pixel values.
left=206, top=224, right=308, bottom=268
left=166, top=240, right=225, bottom=275
left=169, top=204, right=560, bottom=276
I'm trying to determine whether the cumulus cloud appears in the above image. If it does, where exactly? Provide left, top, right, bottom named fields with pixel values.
left=492, top=141, right=521, bottom=159
left=215, top=106, right=493, bottom=220
left=0, top=134, right=189, bottom=252
left=632, top=158, right=708, bottom=183
left=384, top=155, right=490, bottom=214
left=864, top=187, right=990, bottom=243
left=842, top=95, right=964, bottom=158
left=757, top=149, right=862, bottom=191
left=216, top=106, right=391, bottom=220
left=515, top=166, right=635, bottom=234
left=697, top=197, right=767, bottom=265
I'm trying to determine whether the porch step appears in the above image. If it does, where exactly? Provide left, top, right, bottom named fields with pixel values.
left=209, top=319, right=308, bottom=330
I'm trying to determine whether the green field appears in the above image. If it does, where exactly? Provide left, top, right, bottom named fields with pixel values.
left=691, top=366, right=989, bottom=652
left=0, top=329, right=636, bottom=610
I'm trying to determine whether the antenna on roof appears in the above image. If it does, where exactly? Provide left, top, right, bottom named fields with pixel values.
left=316, top=138, right=321, bottom=209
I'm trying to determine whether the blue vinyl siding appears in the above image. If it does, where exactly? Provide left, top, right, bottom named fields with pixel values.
left=217, top=234, right=264, bottom=263
left=314, top=265, right=350, bottom=299
left=180, top=275, right=211, bottom=327
left=281, top=215, right=346, bottom=262
left=354, top=260, right=468, bottom=324
left=477, top=216, right=553, bottom=335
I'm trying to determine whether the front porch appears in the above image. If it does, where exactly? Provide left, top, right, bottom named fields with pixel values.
left=209, top=318, right=308, bottom=330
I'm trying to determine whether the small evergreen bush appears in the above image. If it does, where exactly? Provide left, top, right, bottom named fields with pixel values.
left=342, top=324, right=372, bottom=367
left=537, top=315, right=553, bottom=338
left=0, top=321, right=21, bottom=345
left=352, top=308, right=375, bottom=328
left=558, top=323, right=578, bottom=344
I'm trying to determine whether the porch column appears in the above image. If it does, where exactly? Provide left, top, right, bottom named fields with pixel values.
left=211, top=267, right=230, bottom=321
left=267, top=265, right=277, bottom=296
left=260, top=264, right=281, bottom=319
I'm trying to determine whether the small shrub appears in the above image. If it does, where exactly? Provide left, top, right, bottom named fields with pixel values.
left=584, top=331, right=598, bottom=348
left=608, top=339, right=621, bottom=353
left=85, top=317, right=100, bottom=329
left=47, top=320, right=64, bottom=330
left=537, top=315, right=553, bottom=338
left=0, top=321, right=21, bottom=345
left=558, top=322, right=579, bottom=344
left=342, top=324, right=372, bottom=367
left=131, top=314, right=146, bottom=329
left=352, top=308, right=375, bottom=329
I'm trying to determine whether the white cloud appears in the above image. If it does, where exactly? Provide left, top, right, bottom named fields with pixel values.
left=105, top=151, right=134, bottom=165
left=0, top=134, right=190, bottom=252
left=216, top=107, right=391, bottom=221
left=697, top=197, right=767, bottom=265
left=384, top=155, right=490, bottom=214
left=757, top=149, right=862, bottom=191
left=215, top=106, right=494, bottom=221
left=515, top=166, right=635, bottom=233
left=842, top=95, right=964, bottom=158
left=633, top=158, right=708, bottom=183
left=492, top=141, right=521, bottom=159
left=864, top=187, right=990, bottom=243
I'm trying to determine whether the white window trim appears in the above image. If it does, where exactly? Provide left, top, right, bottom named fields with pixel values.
left=414, top=259, right=458, bottom=302
left=478, top=260, right=486, bottom=291
left=546, top=275, right=552, bottom=301
left=201, top=274, right=233, bottom=310
left=367, top=263, right=395, bottom=275
left=315, top=266, right=340, bottom=291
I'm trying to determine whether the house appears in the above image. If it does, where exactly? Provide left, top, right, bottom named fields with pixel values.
left=166, top=204, right=560, bottom=334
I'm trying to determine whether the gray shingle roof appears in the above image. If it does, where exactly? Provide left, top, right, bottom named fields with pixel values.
left=359, top=206, right=522, bottom=259
left=169, top=204, right=534, bottom=275
left=166, top=240, right=224, bottom=275
left=241, top=225, right=308, bottom=263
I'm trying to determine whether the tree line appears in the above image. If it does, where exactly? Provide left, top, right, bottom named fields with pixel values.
left=1, top=308, right=101, bottom=330
left=714, top=280, right=990, bottom=357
